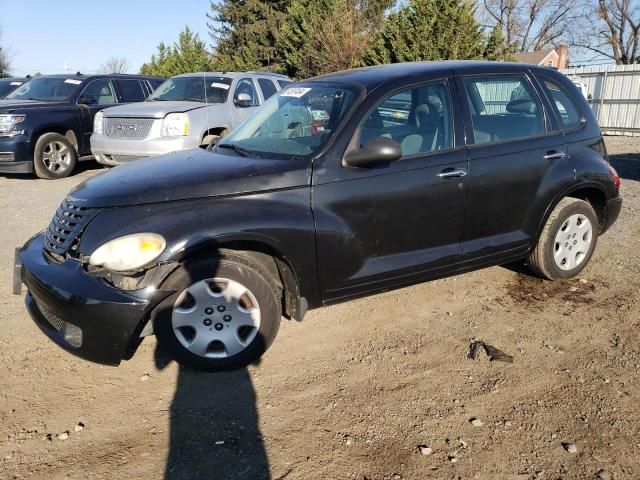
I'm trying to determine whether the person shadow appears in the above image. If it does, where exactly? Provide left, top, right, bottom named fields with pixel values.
left=152, top=251, right=271, bottom=480
left=155, top=347, right=270, bottom=480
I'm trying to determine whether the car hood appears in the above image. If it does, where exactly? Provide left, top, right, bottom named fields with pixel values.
left=69, top=147, right=311, bottom=208
left=101, top=101, right=209, bottom=118
left=0, top=99, right=70, bottom=112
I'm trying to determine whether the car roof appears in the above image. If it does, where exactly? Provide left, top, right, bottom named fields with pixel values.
left=25, top=73, right=163, bottom=81
left=307, top=61, right=554, bottom=90
left=172, top=71, right=290, bottom=80
left=0, top=77, right=27, bottom=81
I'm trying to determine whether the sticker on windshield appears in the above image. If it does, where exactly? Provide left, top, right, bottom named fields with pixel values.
left=211, top=82, right=230, bottom=90
left=10, top=82, right=23, bottom=86
left=281, top=87, right=311, bottom=98
left=64, top=79, right=82, bottom=85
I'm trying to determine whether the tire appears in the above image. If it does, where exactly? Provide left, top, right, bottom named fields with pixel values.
left=527, top=197, right=599, bottom=280
left=33, top=133, right=77, bottom=179
left=153, top=252, right=282, bottom=371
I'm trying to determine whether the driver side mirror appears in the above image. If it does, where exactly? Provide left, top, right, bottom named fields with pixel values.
left=234, top=92, right=252, bottom=108
left=343, top=137, right=402, bottom=168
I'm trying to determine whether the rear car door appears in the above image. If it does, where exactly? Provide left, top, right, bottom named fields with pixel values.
left=313, top=78, right=468, bottom=302
left=456, top=72, right=573, bottom=262
left=231, top=78, right=261, bottom=125
left=77, top=78, right=118, bottom=152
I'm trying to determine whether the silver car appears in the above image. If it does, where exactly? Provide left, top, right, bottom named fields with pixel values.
left=90, top=71, right=292, bottom=165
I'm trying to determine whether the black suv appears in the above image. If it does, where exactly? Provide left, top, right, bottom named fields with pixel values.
left=0, top=73, right=163, bottom=179
left=17, top=61, right=622, bottom=371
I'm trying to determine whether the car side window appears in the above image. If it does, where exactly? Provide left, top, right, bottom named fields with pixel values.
left=359, top=80, right=453, bottom=157
left=541, top=78, right=583, bottom=129
left=257, top=78, right=277, bottom=100
left=115, top=79, right=146, bottom=103
left=277, top=80, right=293, bottom=89
left=234, top=78, right=259, bottom=106
left=463, top=75, right=545, bottom=145
left=80, top=79, right=116, bottom=105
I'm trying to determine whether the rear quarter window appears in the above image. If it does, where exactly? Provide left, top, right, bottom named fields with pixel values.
left=540, top=77, right=583, bottom=129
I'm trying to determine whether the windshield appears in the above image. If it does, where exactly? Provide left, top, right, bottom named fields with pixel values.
left=148, top=75, right=232, bottom=103
left=0, top=80, right=23, bottom=98
left=219, top=83, right=360, bottom=159
left=6, top=77, right=82, bottom=102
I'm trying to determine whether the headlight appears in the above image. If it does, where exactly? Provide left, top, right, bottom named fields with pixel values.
left=88, top=233, right=166, bottom=272
left=0, top=114, right=26, bottom=136
left=93, top=111, right=104, bottom=134
left=161, top=112, right=190, bottom=136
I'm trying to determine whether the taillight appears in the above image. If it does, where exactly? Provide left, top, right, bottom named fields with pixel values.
left=607, top=163, right=621, bottom=188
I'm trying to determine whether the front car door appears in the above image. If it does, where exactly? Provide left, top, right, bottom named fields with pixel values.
left=231, top=78, right=261, bottom=125
left=77, top=78, right=118, bottom=152
left=313, top=76, right=468, bottom=303
left=455, top=70, right=574, bottom=264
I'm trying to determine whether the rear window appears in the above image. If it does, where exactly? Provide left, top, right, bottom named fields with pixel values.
left=115, top=79, right=145, bottom=102
left=541, top=78, right=583, bottom=129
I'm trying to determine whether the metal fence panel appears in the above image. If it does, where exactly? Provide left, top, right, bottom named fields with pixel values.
left=561, top=64, right=640, bottom=137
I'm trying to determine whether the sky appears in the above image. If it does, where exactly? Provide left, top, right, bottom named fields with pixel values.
left=1, top=0, right=213, bottom=76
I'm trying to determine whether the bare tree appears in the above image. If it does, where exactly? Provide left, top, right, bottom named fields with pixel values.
left=0, top=47, right=10, bottom=77
left=574, top=0, right=640, bottom=64
left=98, top=57, right=131, bottom=74
left=482, top=0, right=578, bottom=51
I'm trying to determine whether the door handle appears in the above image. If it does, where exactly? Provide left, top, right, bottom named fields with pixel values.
left=544, top=151, right=566, bottom=160
left=437, top=168, right=467, bottom=179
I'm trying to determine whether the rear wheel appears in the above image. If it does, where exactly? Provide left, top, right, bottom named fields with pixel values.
left=33, top=133, right=77, bottom=179
left=153, top=253, right=282, bottom=371
left=527, top=197, right=598, bottom=280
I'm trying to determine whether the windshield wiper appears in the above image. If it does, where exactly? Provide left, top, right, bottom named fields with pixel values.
left=216, top=143, right=260, bottom=158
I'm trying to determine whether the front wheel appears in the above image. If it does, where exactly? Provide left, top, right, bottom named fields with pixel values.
left=153, top=253, right=282, bottom=371
left=33, top=133, right=77, bottom=179
left=527, top=197, right=599, bottom=280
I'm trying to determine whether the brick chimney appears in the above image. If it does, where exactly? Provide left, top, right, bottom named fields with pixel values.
left=556, top=44, right=569, bottom=69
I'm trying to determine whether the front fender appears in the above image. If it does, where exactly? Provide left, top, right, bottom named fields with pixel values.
left=77, top=188, right=321, bottom=308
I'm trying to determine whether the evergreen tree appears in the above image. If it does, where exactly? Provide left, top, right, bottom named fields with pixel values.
left=141, top=27, right=210, bottom=77
left=208, top=0, right=290, bottom=71
left=280, top=0, right=394, bottom=79
left=483, top=24, right=516, bottom=61
left=365, top=0, right=486, bottom=64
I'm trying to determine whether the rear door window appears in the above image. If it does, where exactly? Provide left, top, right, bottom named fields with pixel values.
left=115, top=79, right=146, bottom=102
left=257, top=78, right=278, bottom=100
left=540, top=78, right=583, bottom=128
left=463, top=75, right=546, bottom=144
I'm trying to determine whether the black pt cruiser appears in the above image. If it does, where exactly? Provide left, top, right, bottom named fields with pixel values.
left=17, top=61, right=622, bottom=371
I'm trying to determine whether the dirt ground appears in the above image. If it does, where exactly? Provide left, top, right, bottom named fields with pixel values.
left=1, top=137, right=639, bottom=480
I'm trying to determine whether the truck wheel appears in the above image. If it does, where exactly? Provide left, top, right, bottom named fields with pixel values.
left=527, top=197, right=599, bottom=280
left=33, top=133, right=77, bottom=179
left=153, top=252, right=282, bottom=371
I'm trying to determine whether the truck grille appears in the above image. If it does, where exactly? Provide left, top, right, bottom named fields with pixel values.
left=43, top=199, right=98, bottom=256
left=104, top=118, right=155, bottom=140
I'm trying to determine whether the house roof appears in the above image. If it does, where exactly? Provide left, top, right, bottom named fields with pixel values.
left=513, top=49, right=555, bottom=65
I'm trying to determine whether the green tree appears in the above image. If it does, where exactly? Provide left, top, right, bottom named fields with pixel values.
left=483, top=24, right=516, bottom=61
left=208, top=0, right=290, bottom=71
left=365, top=0, right=486, bottom=64
left=280, top=0, right=394, bottom=79
left=141, top=27, right=210, bottom=77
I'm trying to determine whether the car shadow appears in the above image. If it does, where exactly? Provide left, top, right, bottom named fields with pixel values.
left=153, top=254, right=271, bottom=480
left=610, top=153, right=640, bottom=181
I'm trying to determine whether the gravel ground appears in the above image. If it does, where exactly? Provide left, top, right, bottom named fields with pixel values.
left=0, top=137, right=639, bottom=480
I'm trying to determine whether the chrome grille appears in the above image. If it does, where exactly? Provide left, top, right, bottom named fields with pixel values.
left=106, top=154, right=148, bottom=163
left=104, top=118, right=155, bottom=139
left=44, top=199, right=98, bottom=256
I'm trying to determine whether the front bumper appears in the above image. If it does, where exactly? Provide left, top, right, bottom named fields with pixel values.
left=91, top=133, right=199, bottom=165
left=602, top=196, right=622, bottom=234
left=19, top=232, right=169, bottom=365
left=0, top=136, right=32, bottom=173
